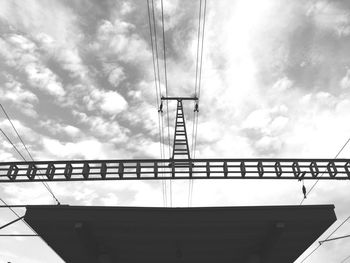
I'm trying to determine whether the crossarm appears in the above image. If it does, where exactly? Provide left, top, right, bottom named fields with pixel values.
left=0, top=159, right=350, bottom=182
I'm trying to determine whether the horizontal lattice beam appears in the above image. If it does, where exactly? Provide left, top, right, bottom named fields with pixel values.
left=0, top=159, right=350, bottom=182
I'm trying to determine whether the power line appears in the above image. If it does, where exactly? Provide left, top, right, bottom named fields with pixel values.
left=0, top=198, right=38, bottom=236
left=0, top=197, right=61, bottom=259
left=147, top=0, right=167, bottom=207
left=300, top=215, right=350, bottom=262
left=160, top=0, right=172, bottom=208
left=0, top=128, right=27, bottom=161
left=319, top=233, right=350, bottom=244
left=189, top=0, right=207, bottom=207
left=197, top=0, right=207, bottom=100
left=152, top=0, right=168, bottom=207
left=0, top=105, right=60, bottom=204
left=194, top=0, right=203, bottom=97
left=341, top=255, right=350, bottom=263
left=300, top=137, right=350, bottom=205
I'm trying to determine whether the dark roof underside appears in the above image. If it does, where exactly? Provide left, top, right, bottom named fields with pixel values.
left=24, top=205, right=336, bottom=263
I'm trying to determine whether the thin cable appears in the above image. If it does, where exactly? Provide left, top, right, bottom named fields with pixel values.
left=0, top=198, right=60, bottom=259
left=147, top=0, right=160, bottom=110
left=0, top=128, right=27, bottom=161
left=197, top=0, right=207, bottom=100
left=300, top=216, right=350, bottom=262
left=0, top=105, right=60, bottom=204
left=0, top=234, right=39, bottom=237
left=147, top=0, right=166, bottom=207
left=194, top=0, right=203, bottom=97
left=0, top=104, right=58, bottom=199
left=160, top=0, right=171, bottom=157
left=341, top=255, right=350, bottom=263
left=151, top=0, right=168, bottom=208
left=319, top=233, right=350, bottom=244
left=189, top=0, right=203, bottom=207
left=300, top=137, right=350, bottom=205
left=0, top=128, right=60, bottom=205
left=189, top=0, right=207, bottom=207
left=151, top=0, right=162, bottom=93
left=0, top=198, right=37, bottom=236
left=160, top=0, right=172, bottom=207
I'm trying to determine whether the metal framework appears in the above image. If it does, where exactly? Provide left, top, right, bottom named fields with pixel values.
left=172, top=99, right=191, bottom=159
left=0, top=159, right=350, bottom=182
left=1, top=96, right=349, bottom=183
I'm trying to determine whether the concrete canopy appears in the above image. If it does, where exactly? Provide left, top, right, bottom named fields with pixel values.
left=24, top=205, right=336, bottom=263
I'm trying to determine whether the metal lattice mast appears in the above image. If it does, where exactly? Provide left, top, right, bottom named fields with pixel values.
left=172, top=99, right=191, bottom=160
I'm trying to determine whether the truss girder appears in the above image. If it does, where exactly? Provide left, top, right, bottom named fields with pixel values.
left=0, top=159, right=350, bottom=182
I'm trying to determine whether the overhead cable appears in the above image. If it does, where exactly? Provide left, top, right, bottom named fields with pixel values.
left=0, top=105, right=61, bottom=204
left=300, top=215, right=350, bottom=262
left=160, top=0, right=172, bottom=207
left=189, top=0, right=207, bottom=207
left=300, top=137, right=350, bottom=205
left=147, top=0, right=167, bottom=207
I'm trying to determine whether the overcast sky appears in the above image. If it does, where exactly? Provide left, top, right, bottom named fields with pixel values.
left=0, top=0, right=350, bottom=262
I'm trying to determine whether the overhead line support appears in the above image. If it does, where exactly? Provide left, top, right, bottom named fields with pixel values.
left=1, top=159, right=350, bottom=182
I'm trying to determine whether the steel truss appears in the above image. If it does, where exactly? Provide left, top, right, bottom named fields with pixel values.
left=1, top=159, right=350, bottom=182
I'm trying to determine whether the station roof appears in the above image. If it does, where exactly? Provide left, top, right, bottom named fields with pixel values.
left=24, top=205, right=336, bottom=263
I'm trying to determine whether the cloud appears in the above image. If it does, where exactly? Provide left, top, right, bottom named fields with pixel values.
left=87, top=89, right=128, bottom=115
left=72, top=112, right=129, bottom=141
left=0, top=0, right=80, bottom=44
left=340, top=69, right=350, bottom=89
left=39, top=120, right=82, bottom=139
left=308, top=1, right=350, bottom=37
left=41, top=137, right=123, bottom=159
left=0, top=34, right=66, bottom=100
left=271, top=76, right=293, bottom=92
left=106, top=65, right=126, bottom=87
left=25, top=63, right=66, bottom=97
left=35, top=33, right=88, bottom=79
left=91, top=19, right=151, bottom=63
left=0, top=77, right=38, bottom=117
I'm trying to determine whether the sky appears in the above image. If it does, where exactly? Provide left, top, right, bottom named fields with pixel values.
left=0, top=0, right=350, bottom=262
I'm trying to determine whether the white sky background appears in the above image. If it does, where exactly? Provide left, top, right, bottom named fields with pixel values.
left=0, top=0, right=350, bottom=262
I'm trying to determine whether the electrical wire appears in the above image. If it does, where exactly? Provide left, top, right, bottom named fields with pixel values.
left=0, top=128, right=27, bottom=161
left=0, top=197, right=62, bottom=259
left=319, top=233, right=350, bottom=244
left=189, top=0, right=207, bottom=207
left=341, top=255, right=350, bottom=263
left=300, top=137, right=350, bottom=205
left=0, top=198, right=37, bottom=235
left=0, top=128, right=60, bottom=204
left=149, top=0, right=168, bottom=207
left=0, top=105, right=60, bottom=204
left=160, top=0, right=172, bottom=207
left=300, top=215, right=350, bottom=262
left=147, top=0, right=167, bottom=207
left=197, top=0, right=207, bottom=100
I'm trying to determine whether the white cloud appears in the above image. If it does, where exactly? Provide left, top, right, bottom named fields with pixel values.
left=0, top=34, right=66, bottom=100
left=95, top=90, right=128, bottom=115
left=308, top=1, right=350, bottom=36
left=107, top=66, right=126, bottom=87
left=340, top=69, right=350, bottom=89
left=0, top=78, right=38, bottom=117
left=271, top=76, right=293, bottom=92
left=0, top=0, right=80, bottom=45
left=25, top=63, right=65, bottom=97
left=35, top=33, right=88, bottom=79
left=72, top=112, right=129, bottom=141
left=92, top=19, right=151, bottom=63
left=39, top=120, right=82, bottom=138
